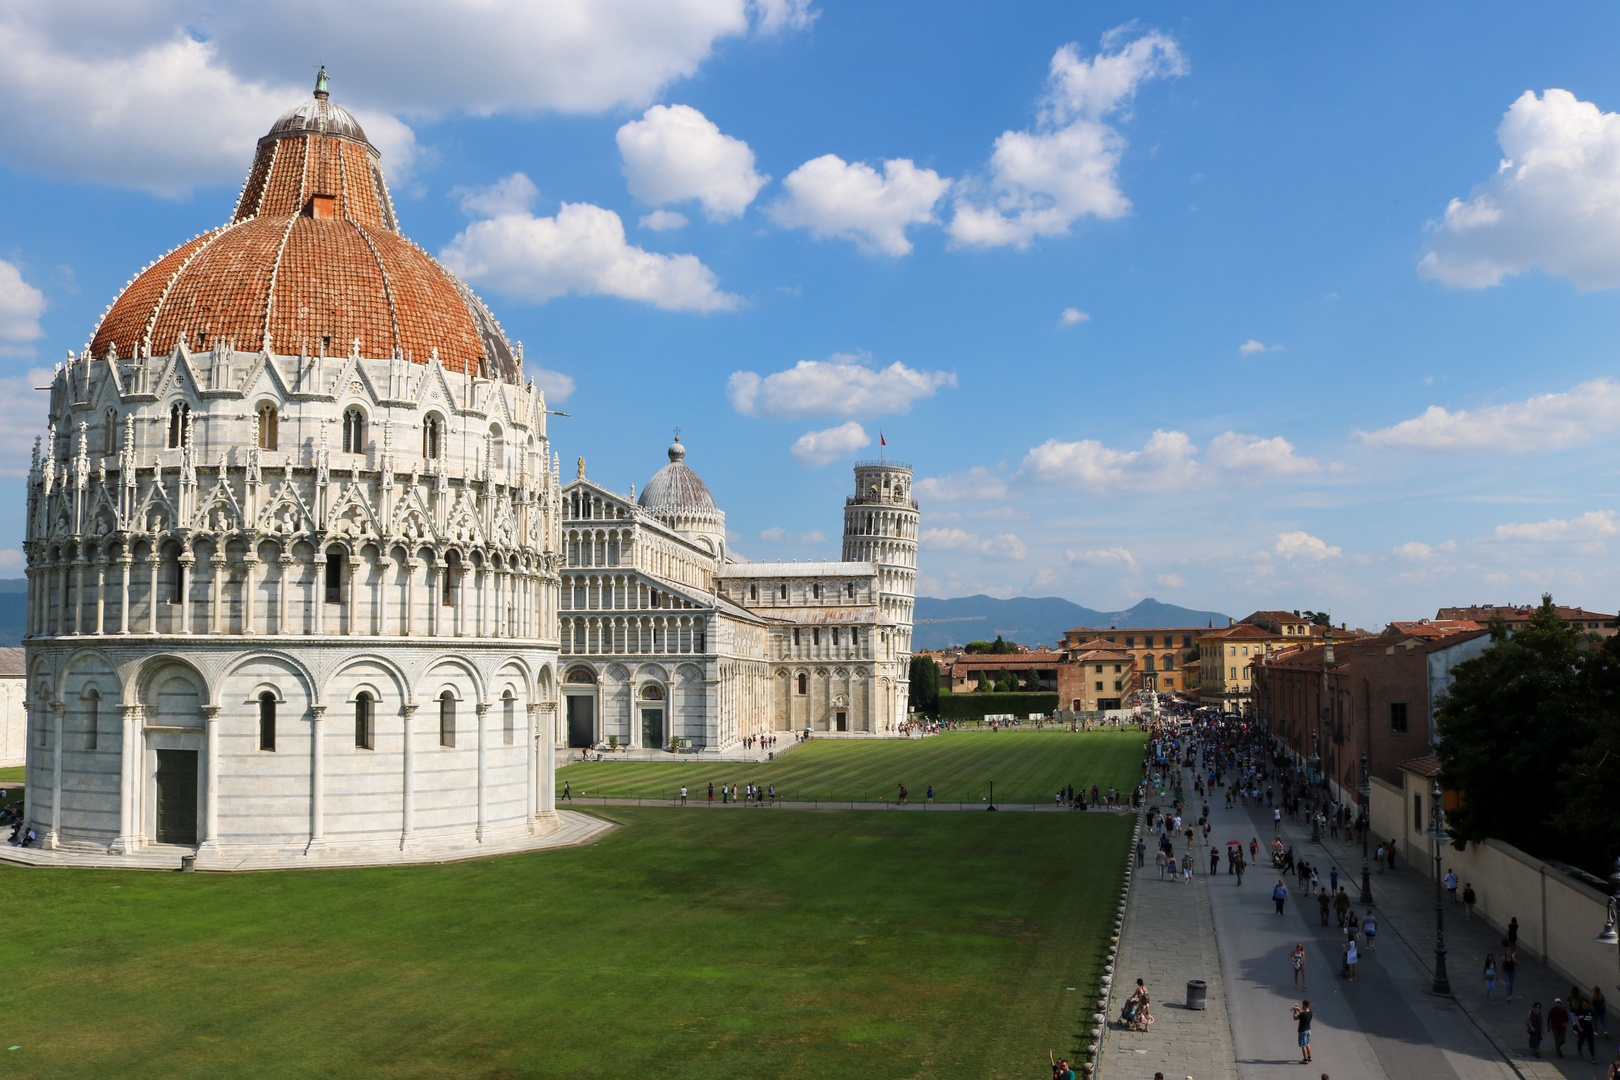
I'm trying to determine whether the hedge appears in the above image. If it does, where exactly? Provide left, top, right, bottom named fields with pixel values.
left=937, top=692, right=1060, bottom=719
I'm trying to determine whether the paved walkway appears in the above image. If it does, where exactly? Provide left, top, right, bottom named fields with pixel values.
left=1308, top=811, right=1620, bottom=1080
left=557, top=794, right=1135, bottom=813
left=1098, top=829, right=1238, bottom=1080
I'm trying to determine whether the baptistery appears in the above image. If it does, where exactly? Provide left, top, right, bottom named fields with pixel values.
left=21, top=74, right=571, bottom=865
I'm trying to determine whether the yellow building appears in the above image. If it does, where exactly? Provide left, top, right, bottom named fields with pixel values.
left=1198, top=616, right=1318, bottom=712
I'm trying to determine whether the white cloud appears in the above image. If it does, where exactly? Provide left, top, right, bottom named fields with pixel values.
left=1058, top=307, right=1090, bottom=327
left=915, top=466, right=1009, bottom=502
left=454, top=173, right=541, bottom=218
left=1356, top=378, right=1620, bottom=452
left=1021, top=429, right=1198, bottom=493
left=759, top=526, right=826, bottom=543
left=0, top=368, right=52, bottom=476
left=921, top=528, right=1027, bottom=560
left=948, top=28, right=1186, bottom=248
left=639, top=210, right=690, bottom=231
left=1155, top=572, right=1186, bottom=588
left=728, top=352, right=956, bottom=418
left=531, top=367, right=576, bottom=403
left=1420, top=90, right=1620, bottom=289
left=1205, top=432, right=1324, bottom=475
left=617, top=104, right=767, bottom=221
left=1492, top=510, right=1618, bottom=542
left=1239, top=339, right=1281, bottom=354
left=0, top=2, right=803, bottom=194
left=751, top=0, right=817, bottom=33
left=441, top=175, right=740, bottom=313
left=1392, top=540, right=1457, bottom=561
left=1274, top=531, right=1342, bottom=561
left=768, top=155, right=951, bottom=256
left=789, top=421, right=870, bottom=467
left=0, top=259, right=46, bottom=355
left=1066, top=547, right=1137, bottom=569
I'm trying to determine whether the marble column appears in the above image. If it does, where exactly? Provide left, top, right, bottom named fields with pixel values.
left=376, top=556, right=393, bottom=637
left=46, top=701, right=63, bottom=848
left=111, top=704, right=141, bottom=853
left=306, top=704, right=326, bottom=853
left=525, top=702, right=539, bottom=829
left=209, top=551, right=225, bottom=633
left=475, top=702, right=490, bottom=841
left=118, top=554, right=131, bottom=634
left=178, top=554, right=194, bottom=634
left=94, top=561, right=106, bottom=634
left=199, top=704, right=220, bottom=853
left=400, top=702, right=417, bottom=849
left=242, top=552, right=259, bottom=635
left=277, top=554, right=293, bottom=634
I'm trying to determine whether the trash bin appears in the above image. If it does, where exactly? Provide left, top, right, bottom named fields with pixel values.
left=1186, top=979, right=1207, bottom=1010
left=180, top=855, right=196, bottom=873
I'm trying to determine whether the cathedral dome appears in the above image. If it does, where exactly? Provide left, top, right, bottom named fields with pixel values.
left=638, top=438, right=716, bottom=513
left=88, top=74, right=517, bottom=380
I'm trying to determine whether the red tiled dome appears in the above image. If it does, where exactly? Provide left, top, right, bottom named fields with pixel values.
left=90, top=83, right=516, bottom=380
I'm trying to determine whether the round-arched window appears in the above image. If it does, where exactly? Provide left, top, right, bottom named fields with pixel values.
left=342, top=408, right=365, bottom=454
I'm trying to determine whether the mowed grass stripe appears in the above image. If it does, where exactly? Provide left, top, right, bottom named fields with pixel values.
left=558, top=729, right=1146, bottom=805
left=0, top=808, right=1131, bottom=1080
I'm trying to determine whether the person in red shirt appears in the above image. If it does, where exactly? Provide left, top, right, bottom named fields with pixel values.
left=1549, top=999, right=1571, bottom=1058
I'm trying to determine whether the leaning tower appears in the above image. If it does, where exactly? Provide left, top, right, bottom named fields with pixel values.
left=842, top=460, right=918, bottom=724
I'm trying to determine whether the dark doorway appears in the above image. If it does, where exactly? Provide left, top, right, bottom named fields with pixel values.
left=835, top=711, right=848, bottom=732
left=641, top=708, right=664, bottom=750
left=155, top=749, right=198, bottom=845
left=566, top=696, right=594, bottom=748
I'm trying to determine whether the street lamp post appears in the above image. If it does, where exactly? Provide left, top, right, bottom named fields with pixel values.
left=1358, top=751, right=1374, bottom=905
left=1431, top=779, right=1451, bottom=994
left=1309, top=731, right=1321, bottom=844
left=1593, top=857, right=1620, bottom=992
left=987, top=779, right=996, bottom=811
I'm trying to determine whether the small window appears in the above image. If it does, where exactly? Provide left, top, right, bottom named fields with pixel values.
left=355, top=692, right=374, bottom=750
left=1125, top=636, right=1134, bottom=648
left=103, top=409, right=117, bottom=455
left=342, top=407, right=365, bottom=454
left=1389, top=701, right=1409, bottom=734
left=171, top=554, right=185, bottom=604
left=832, top=628, right=840, bottom=646
left=846, top=582, right=855, bottom=598
left=439, top=691, right=456, bottom=748
left=1414, top=792, right=1423, bottom=831
left=813, top=583, right=821, bottom=599
left=749, top=584, right=757, bottom=600
left=1095, top=681, right=1103, bottom=691
left=84, top=690, right=99, bottom=750
left=167, top=402, right=190, bottom=448
left=779, top=584, right=787, bottom=600
left=797, top=673, right=808, bottom=695
left=325, top=551, right=344, bottom=603
left=259, top=692, right=277, bottom=752
left=792, top=628, right=800, bottom=646
left=503, top=692, right=516, bottom=745
left=257, top=403, right=278, bottom=450
left=441, top=565, right=455, bottom=606
left=812, top=628, right=820, bottom=645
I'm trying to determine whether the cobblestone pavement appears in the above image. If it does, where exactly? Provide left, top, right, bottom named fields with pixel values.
left=1310, top=814, right=1620, bottom=1080
left=1098, top=813, right=1238, bottom=1080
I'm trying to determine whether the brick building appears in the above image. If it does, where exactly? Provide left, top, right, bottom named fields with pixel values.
left=1435, top=604, right=1617, bottom=638
left=1060, top=626, right=1201, bottom=696
left=1252, top=626, right=1492, bottom=803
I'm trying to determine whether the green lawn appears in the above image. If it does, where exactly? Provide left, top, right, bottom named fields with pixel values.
left=0, top=808, right=1130, bottom=1080
left=0, top=766, right=23, bottom=784
left=558, top=729, right=1146, bottom=805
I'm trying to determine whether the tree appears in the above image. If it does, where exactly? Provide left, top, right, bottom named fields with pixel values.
left=991, top=635, right=1018, bottom=654
left=996, top=669, right=1018, bottom=693
left=1185, top=644, right=1201, bottom=662
left=1023, top=667, right=1043, bottom=691
left=1435, top=595, right=1594, bottom=868
left=976, top=671, right=993, bottom=693
left=963, top=640, right=994, bottom=654
left=908, top=654, right=940, bottom=713
left=1300, top=611, right=1332, bottom=627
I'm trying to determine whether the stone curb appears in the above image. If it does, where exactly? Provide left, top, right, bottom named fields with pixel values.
left=1084, top=806, right=1140, bottom=1077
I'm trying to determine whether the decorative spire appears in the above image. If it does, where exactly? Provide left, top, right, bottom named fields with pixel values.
left=314, top=66, right=330, bottom=100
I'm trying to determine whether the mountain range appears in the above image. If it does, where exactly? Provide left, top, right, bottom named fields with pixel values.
left=912, top=595, right=1232, bottom=652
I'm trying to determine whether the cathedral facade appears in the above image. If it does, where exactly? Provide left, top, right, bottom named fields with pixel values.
left=558, top=449, right=916, bottom=752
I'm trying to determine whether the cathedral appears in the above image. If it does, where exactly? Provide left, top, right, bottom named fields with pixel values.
left=15, top=76, right=916, bottom=867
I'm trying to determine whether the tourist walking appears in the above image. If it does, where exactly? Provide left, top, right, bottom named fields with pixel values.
left=1291, top=942, right=1307, bottom=988
left=1502, top=949, right=1516, bottom=998
left=1361, top=911, right=1376, bottom=951
left=1578, top=998, right=1598, bottom=1060
left=1334, top=887, right=1351, bottom=928
left=1550, top=999, right=1570, bottom=1057
left=1292, top=1000, right=1314, bottom=1064
left=1157, top=848, right=1168, bottom=880
left=708, top=782, right=714, bottom=804
left=1463, top=882, right=1476, bottom=919
left=562, top=781, right=572, bottom=801
left=1273, top=879, right=1289, bottom=915
left=1593, top=985, right=1608, bottom=1036
left=679, top=786, right=687, bottom=805
left=1484, top=954, right=1497, bottom=998
left=1317, top=887, right=1331, bottom=927
left=1137, top=838, right=1146, bottom=867
left=1527, top=1002, right=1544, bottom=1057
left=1343, top=937, right=1358, bottom=981
left=1445, top=868, right=1459, bottom=903
left=1235, top=853, right=1246, bottom=885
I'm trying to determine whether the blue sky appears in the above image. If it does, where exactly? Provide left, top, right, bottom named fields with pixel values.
left=2, top=1, right=1620, bottom=629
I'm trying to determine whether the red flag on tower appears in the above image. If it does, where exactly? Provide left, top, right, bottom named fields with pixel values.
left=880, top=431, right=886, bottom=446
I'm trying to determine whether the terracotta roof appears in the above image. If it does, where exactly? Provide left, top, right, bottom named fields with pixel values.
left=1398, top=755, right=1442, bottom=778
left=951, top=652, right=1064, bottom=674
left=89, top=84, right=514, bottom=380
left=1200, top=623, right=1280, bottom=640
left=1387, top=619, right=1482, bottom=639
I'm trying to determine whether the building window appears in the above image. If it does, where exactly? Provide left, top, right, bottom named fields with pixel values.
left=347, top=692, right=373, bottom=749
left=325, top=551, right=344, bottom=603
left=167, top=402, right=189, bottom=448
left=1124, top=636, right=1134, bottom=647
left=1113, top=665, right=1121, bottom=674
left=84, top=689, right=99, bottom=750
left=832, top=628, right=840, bottom=646
left=103, top=409, right=118, bottom=455
left=797, top=673, right=808, bottom=695
left=779, top=584, right=787, bottom=600
left=503, top=691, right=516, bottom=746
left=1230, top=667, right=1237, bottom=679
left=342, top=407, right=365, bottom=454
left=749, top=584, right=757, bottom=600
left=1390, top=701, right=1409, bottom=734
left=439, top=692, right=456, bottom=748
left=793, top=628, right=800, bottom=646
left=1095, top=664, right=1103, bottom=674
left=422, top=414, right=441, bottom=460
left=847, top=582, right=855, bottom=598
left=1182, top=636, right=1191, bottom=647
left=257, top=402, right=278, bottom=450
left=1162, top=653, right=1175, bottom=670
left=442, top=564, right=455, bottom=606
left=171, top=553, right=185, bottom=604
left=1095, top=681, right=1103, bottom=691
left=259, top=692, right=277, bottom=751
left=812, top=583, right=821, bottom=599
left=1113, top=680, right=1122, bottom=691
left=812, top=628, right=820, bottom=645
left=1144, top=654, right=1155, bottom=672
left=1414, top=792, right=1423, bottom=832
left=1164, top=677, right=1175, bottom=688
left=1229, top=646, right=1237, bottom=656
